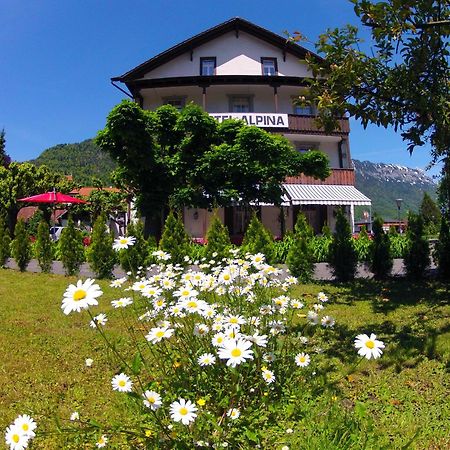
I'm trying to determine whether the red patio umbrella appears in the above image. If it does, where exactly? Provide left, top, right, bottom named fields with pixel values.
left=18, top=191, right=87, bottom=204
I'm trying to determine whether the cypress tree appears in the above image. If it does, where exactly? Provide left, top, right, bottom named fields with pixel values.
left=328, top=208, right=358, bottom=282
left=241, top=213, right=274, bottom=263
left=159, top=211, right=190, bottom=265
left=370, top=217, right=393, bottom=279
left=59, top=216, right=85, bottom=276
left=434, top=216, right=450, bottom=281
left=119, top=220, right=150, bottom=274
left=0, top=216, right=11, bottom=267
left=11, top=219, right=32, bottom=272
left=286, top=213, right=314, bottom=281
left=403, top=212, right=430, bottom=279
left=35, top=219, right=53, bottom=273
left=204, top=214, right=231, bottom=261
left=87, top=212, right=117, bottom=278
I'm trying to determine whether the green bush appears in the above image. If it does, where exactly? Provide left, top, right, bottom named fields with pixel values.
left=353, top=226, right=371, bottom=262
left=119, top=220, right=150, bottom=274
left=328, top=209, right=358, bottom=282
left=59, top=216, right=85, bottom=276
left=370, top=217, right=393, bottom=279
left=0, top=216, right=11, bottom=266
left=11, top=219, right=32, bottom=272
left=434, top=216, right=450, bottom=280
left=389, top=233, right=408, bottom=258
left=311, top=225, right=333, bottom=262
left=273, top=232, right=294, bottom=264
left=204, top=214, right=231, bottom=262
left=26, top=209, right=45, bottom=238
left=87, top=213, right=117, bottom=279
left=286, top=213, right=315, bottom=281
left=35, top=220, right=53, bottom=273
left=403, top=212, right=430, bottom=279
left=159, top=211, right=190, bottom=265
left=241, top=213, right=274, bottom=262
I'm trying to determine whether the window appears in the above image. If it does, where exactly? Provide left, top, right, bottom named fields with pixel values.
left=293, top=104, right=314, bottom=115
left=163, top=96, right=186, bottom=111
left=261, top=58, right=278, bottom=76
left=200, top=57, right=216, bottom=76
left=295, top=142, right=315, bottom=153
left=229, top=95, right=253, bottom=113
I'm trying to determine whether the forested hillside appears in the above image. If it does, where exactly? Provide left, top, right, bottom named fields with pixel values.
left=29, top=139, right=116, bottom=185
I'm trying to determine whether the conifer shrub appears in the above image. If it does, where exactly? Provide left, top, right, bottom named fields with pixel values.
left=286, top=213, right=314, bottom=281
left=35, top=220, right=53, bottom=273
left=59, top=216, right=85, bottom=276
left=0, top=216, right=11, bottom=267
left=159, top=211, right=190, bottom=265
left=328, top=208, right=358, bottom=282
left=119, top=220, right=150, bottom=274
left=403, top=212, right=430, bottom=279
left=370, top=217, right=393, bottom=279
left=434, top=216, right=450, bottom=280
left=241, top=213, right=274, bottom=263
left=204, top=214, right=231, bottom=262
left=11, top=219, right=32, bottom=272
left=87, top=212, right=117, bottom=279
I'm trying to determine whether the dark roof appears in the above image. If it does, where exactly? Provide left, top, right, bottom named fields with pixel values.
left=113, top=17, right=321, bottom=83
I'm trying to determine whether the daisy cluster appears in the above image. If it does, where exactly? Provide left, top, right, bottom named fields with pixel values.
left=53, top=249, right=385, bottom=447
left=4, top=415, right=36, bottom=450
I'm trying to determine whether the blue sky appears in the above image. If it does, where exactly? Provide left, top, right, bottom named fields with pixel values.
left=0, top=0, right=439, bottom=176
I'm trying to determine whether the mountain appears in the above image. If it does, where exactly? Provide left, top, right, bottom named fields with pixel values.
left=30, top=139, right=117, bottom=186
left=353, top=160, right=438, bottom=220
left=28, top=140, right=438, bottom=218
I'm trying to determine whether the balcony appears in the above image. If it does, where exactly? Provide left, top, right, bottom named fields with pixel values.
left=285, top=168, right=355, bottom=186
left=287, top=114, right=349, bottom=135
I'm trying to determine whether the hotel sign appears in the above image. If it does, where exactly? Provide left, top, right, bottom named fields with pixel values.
left=209, top=113, right=288, bottom=128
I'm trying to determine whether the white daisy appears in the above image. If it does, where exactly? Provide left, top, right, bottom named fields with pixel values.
left=290, top=299, right=304, bottom=309
left=131, top=280, right=150, bottom=291
left=218, top=339, right=254, bottom=367
left=317, top=292, right=329, bottom=302
left=174, top=286, right=199, bottom=299
left=142, top=286, right=162, bottom=299
left=321, top=316, right=335, bottom=328
left=70, top=412, right=79, bottom=421
left=90, top=313, right=108, bottom=328
left=5, top=425, right=29, bottom=450
left=85, top=358, right=94, bottom=367
left=295, top=352, right=311, bottom=367
left=110, top=277, right=127, bottom=288
left=226, top=408, right=240, bottom=420
left=198, top=353, right=216, bottom=366
left=307, top=311, right=319, bottom=325
left=143, top=390, right=162, bottom=410
left=112, top=235, right=136, bottom=251
left=354, top=333, right=385, bottom=359
left=263, top=352, right=276, bottom=363
left=169, top=398, right=198, bottom=425
left=111, top=373, right=133, bottom=392
left=13, top=415, right=37, bottom=439
left=96, top=434, right=108, bottom=448
left=262, top=368, right=275, bottom=384
left=193, top=324, right=209, bottom=336
left=111, top=297, right=133, bottom=308
left=146, top=326, right=175, bottom=344
left=62, top=279, right=103, bottom=315
left=211, top=332, right=227, bottom=347
left=247, top=332, right=268, bottom=347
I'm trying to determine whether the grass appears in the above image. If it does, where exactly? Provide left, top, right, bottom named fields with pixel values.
left=0, top=269, right=449, bottom=449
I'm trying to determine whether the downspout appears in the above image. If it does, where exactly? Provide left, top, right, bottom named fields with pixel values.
left=338, top=138, right=344, bottom=169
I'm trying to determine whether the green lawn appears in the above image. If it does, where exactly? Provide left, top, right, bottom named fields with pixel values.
left=0, top=269, right=449, bottom=449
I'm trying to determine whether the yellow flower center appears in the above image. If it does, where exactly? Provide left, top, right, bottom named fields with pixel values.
left=223, top=274, right=230, bottom=280
left=365, top=340, right=375, bottom=349
left=157, top=300, right=163, bottom=306
left=98, top=437, right=105, bottom=444
left=73, top=289, right=86, bottom=301
left=231, top=348, right=242, bottom=358
left=179, top=407, right=188, bottom=415
left=229, top=317, right=238, bottom=324
left=187, top=301, right=197, bottom=308
left=22, top=424, right=29, bottom=431
left=182, top=290, right=190, bottom=296
left=119, top=380, right=126, bottom=387
left=148, top=396, right=155, bottom=403
left=217, top=337, right=223, bottom=343
left=299, top=357, right=305, bottom=362
left=13, top=434, right=20, bottom=443
left=156, top=331, right=165, bottom=338
left=120, top=239, right=127, bottom=244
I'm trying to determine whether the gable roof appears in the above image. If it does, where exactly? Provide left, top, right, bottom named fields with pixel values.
left=113, top=17, right=321, bottom=82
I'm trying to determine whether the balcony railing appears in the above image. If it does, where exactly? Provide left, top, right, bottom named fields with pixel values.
left=287, top=114, right=349, bottom=134
left=285, top=168, right=355, bottom=186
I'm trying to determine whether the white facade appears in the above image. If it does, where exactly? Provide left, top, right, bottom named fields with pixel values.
left=113, top=18, right=370, bottom=239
